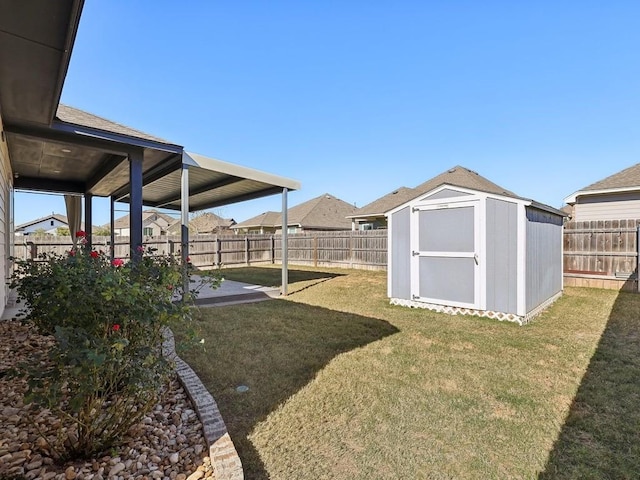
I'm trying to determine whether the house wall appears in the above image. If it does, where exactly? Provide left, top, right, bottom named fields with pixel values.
left=20, top=218, right=67, bottom=235
left=486, top=199, right=518, bottom=314
left=0, top=113, right=13, bottom=313
left=525, top=208, right=563, bottom=313
left=389, top=206, right=411, bottom=299
left=574, top=192, right=640, bottom=221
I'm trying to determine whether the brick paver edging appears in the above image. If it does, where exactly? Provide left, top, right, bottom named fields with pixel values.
left=163, top=328, right=244, bottom=480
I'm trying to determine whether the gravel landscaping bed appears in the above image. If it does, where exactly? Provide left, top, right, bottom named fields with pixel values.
left=0, top=320, right=215, bottom=480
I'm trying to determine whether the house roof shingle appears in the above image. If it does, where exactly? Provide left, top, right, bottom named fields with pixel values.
left=580, top=163, right=640, bottom=192
left=346, top=187, right=416, bottom=218
left=56, top=104, right=173, bottom=145
left=232, top=211, right=281, bottom=229
left=351, top=166, right=518, bottom=219
left=352, top=165, right=564, bottom=218
left=110, top=210, right=176, bottom=230
left=167, top=212, right=235, bottom=234
left=233, top=194, right=357, bottom=230
left=16, top=213, right=68, bottom=230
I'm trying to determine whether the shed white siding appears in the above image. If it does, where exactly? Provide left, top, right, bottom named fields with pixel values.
left=389, top=207, right=411, bottom=299
left=525, top=208, right=563, bottom=312
left=574, top=192, right=640, bottom=221
left=486, top=199, right=518, bottom=314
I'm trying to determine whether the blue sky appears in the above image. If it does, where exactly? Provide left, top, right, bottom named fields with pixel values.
left=15, top=1, right=640, bottom=226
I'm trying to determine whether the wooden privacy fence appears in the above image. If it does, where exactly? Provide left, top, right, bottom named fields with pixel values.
left=563, top=219, right=640, bottom=291
left=15, top=222, right=640, bottom=291
left=13, top=230, right=389, bottom=271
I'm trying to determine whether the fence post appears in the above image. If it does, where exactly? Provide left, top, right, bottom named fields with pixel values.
left=26, top=241, right=37, bottom=260
left=216, top=237, right=222, bottom=266
left=313, top=236, right=318, bottom=267
left=270, top=235, right=275, bottom=264
left=349, top=232, right=354, bottom=268
left=245, top=236, right=250, bottom=265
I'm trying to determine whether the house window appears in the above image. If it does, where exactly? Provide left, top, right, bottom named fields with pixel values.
left=50, top=220, right=54, bottom=226
left=143, top=227, right=153, bottom=236
left=360, top=223, right=374, bottom=231
left=287, top=227, right=298, bottom=234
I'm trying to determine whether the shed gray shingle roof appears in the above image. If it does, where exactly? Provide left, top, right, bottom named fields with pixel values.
left=580, top=163, right=640, bottom=191
left=351, top=166, right=517, bottom=219
left=352, top=165, right=564, bottom=218
left=411, top=165, right=518, bottom=199
left=56, top=104, right=173, bottom=144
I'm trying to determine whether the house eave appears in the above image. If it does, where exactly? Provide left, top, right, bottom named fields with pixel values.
left=564, top=186, right=640, bottom=205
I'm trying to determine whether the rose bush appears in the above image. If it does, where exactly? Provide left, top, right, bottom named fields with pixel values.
left=10, top=243, right=219, bottom=460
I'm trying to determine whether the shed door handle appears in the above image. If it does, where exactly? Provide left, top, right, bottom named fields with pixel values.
left=474, top=253, right=479, bottom=265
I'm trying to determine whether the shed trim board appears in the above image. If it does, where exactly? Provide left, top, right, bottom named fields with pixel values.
left=387, top=183, right=563, bottom=325
left=516, top=203, right=527, bottom=316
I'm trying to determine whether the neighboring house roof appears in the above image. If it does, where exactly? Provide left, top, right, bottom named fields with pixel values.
left=347, top=187, right=417, bottom=218
left=189, top=212, right=235, bottom=233
left=233, top=194, right=357, bottom=230
left=296, top=193, right=357, bottom=229
left=110, top=210, right=176, bottom=230
left=564, top=163, right=640, bottom=204
left=16, top=213, right=69, bottom=231
left=56, top=104, right=172, bottom=144
left=232, top=211, right=281, bottom=229
left=350, top=166, right=519, bottom=220
left=167, top=212, right=235, bottom=234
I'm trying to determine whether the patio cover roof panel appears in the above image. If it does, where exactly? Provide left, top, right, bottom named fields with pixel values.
left=115, top=151, right=300, bottom=212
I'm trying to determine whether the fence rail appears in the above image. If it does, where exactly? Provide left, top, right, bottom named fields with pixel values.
left=563, top=219, right=640, bottom=291
left=14, top=220, right=640, bottom=291
left=13, top=230, right=389, bottom=271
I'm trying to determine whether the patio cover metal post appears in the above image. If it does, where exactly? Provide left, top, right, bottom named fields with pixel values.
left=84, top=193, right=93, bottom=249
left=181, top=164, right=190, bottom=298
left=110, top=196, right=115, bottom=261
left=129, top=148, right=144, bottom=261
left=281, top=187, right=288, bottom=296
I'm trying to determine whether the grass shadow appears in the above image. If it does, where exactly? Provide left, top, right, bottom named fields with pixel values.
left=178, top=299, right=398, bottom=480
left=219, top=266, right=344, bottom=289
left=539, top=288, right=640, bottom=479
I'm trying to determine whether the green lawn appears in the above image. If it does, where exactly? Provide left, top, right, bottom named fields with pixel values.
left=177, top=266, right=640, bottom=480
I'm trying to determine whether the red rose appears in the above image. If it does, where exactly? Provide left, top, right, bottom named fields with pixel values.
left=186, top=256, right=191, bottom=263
left=68, top=250, right=76, bottom=257
left=112, top=258, right=124, bottom=267
left=90, top=251, right=99, bottom=258
left=112, top=324, right=120, bottom=331
left=75, top=231, right=86, bottom=238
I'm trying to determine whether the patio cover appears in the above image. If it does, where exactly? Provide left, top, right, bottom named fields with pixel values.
left=116, top=151, right=300, bottom=212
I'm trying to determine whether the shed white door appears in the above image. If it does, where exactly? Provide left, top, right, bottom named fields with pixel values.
left=411, top=201, right=481, bottom=309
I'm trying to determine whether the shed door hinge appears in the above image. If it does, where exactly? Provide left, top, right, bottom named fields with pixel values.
left=412, top=250, right=420, bottom=256
left=412, top=207, right=419, bottom=213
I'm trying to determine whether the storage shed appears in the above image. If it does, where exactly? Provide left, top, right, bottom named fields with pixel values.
left=387, top=166, right=565, bottom=325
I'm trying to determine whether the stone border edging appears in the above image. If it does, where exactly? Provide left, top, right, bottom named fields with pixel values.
left=163, top=328, right=244, bottom=480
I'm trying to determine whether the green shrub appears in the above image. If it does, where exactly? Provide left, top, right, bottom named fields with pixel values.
left=9, top=239, right=219, bottom=460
